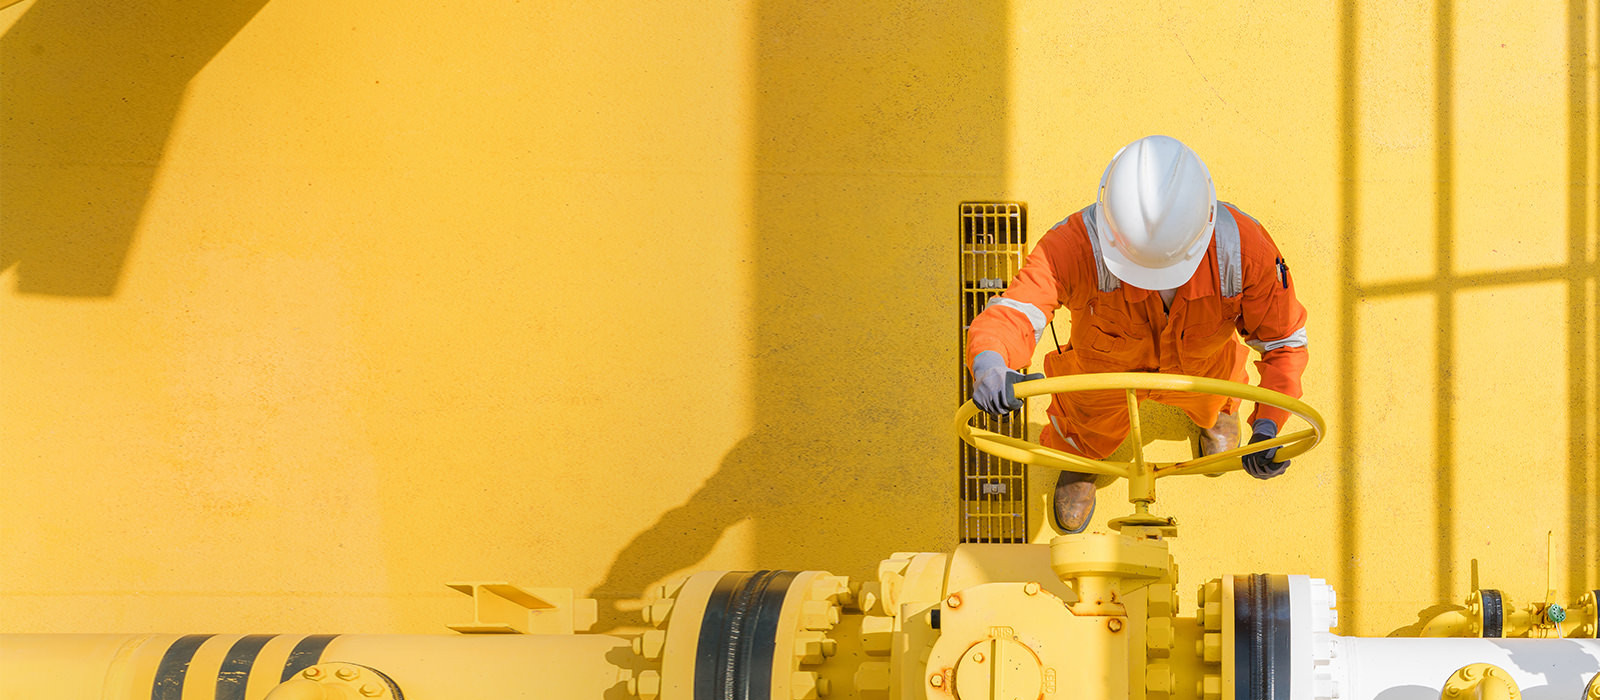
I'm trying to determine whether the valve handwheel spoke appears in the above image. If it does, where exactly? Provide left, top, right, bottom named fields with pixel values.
left=955, top=372, right=1326, bottom=511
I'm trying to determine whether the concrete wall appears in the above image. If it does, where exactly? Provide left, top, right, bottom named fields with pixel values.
left=1, top=0, right=1594, bottom=636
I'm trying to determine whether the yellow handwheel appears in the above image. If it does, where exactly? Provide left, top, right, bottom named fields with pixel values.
left=953, top=373, right=1325, bottom=508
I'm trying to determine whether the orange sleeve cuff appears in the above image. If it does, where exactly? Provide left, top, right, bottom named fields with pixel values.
left=1247, top=346, right=1308, bottom=431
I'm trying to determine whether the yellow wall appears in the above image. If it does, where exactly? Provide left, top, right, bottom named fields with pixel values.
left=1, top=0, right=1595, bottom=637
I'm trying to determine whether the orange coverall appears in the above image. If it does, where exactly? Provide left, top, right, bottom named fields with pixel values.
left=965, top=203, right=1309, bottom=459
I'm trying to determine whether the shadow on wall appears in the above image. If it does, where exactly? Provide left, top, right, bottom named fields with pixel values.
left=1336, top=0, right=1597, bottom=632
left=589, top=433, right=850, bottom=629
left=589, top=0, right=1010, bottom=630
left=0, top=0, right=269, bottom=296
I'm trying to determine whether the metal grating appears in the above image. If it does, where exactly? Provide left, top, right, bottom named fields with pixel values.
left=958, top=201, right=1030, bottom=543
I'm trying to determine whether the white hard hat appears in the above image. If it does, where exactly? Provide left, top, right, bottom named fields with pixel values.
left=1094, top=135, right=1218, bottom=290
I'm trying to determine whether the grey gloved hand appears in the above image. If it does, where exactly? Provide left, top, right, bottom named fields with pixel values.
left=1241, top=418, right=1290, bottom=479
left=971, top=350, right=1041, bottom=416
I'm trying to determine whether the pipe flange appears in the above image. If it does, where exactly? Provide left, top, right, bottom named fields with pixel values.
left=1198, top=579, right=1224, bottom=700
left=1442, top=663, right=1520, bottom=700
left=1294, top=577, right=1341, bottom=700
left=1578, top=591, right=1600, bottom=637
left=265, top=662, right=402, bottom=700
left=1470, top=590, right=1505, bottom=638
left=1145, top=578, right=1177, bottom=700
left=625, top=577, right=688, bottom=700
left=788, top=573, right=849, bottom=700
left=651, top=570, right=844, bottom=700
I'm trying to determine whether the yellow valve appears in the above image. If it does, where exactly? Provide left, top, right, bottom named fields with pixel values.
left=1441, top=663, right=1521, bottom=700
left=1579, top=591, right=1600, bottom=637
left=953, top=637, right=1043, bottom=700
left=955, top=372, right=1325, bottom=510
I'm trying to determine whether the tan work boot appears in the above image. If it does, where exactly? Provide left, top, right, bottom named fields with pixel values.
left=1053, top=471, right=1097, bottom=534
left=1199, top=411, right=1240, bottom=456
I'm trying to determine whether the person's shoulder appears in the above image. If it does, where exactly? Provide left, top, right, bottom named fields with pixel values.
left=1037, top=206, right=1095, bottom=255
left=1220, top=202, right=1282, bottom=261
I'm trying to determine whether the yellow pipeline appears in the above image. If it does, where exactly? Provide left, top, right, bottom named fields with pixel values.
left=5, top=373, right=1596, bottom=700
left=0, top=633, right=631, bottom=700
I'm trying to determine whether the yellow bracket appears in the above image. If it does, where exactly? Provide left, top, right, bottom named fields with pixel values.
left=446, top=582, right=598, bottom=635
left=954, top=372, right=1326, bottom=509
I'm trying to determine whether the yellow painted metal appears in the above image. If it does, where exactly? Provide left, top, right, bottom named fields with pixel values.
left=1579, top=591, right=1600, bottom=638
left=952, top=636, right=1042, bottom=700
left=267, top=663, right=397, bottom=700
left=1049, top=534, right=1171, bottom=617
left=445, top=582, right=597, bottom=635
left=945, top=544, right=1079, bottom=605
left=1440, top=664, right=1522, bottom=700
left=0, top=0, right=1593, bottom=643
left=1408, top=608, right=1476, bottom=637
left=955, top=373, right=1326, bottom=512
left=958, top=202, right=1034, bottom=544
left=651, top=573, right=710, bottom=700
left=0, top=633, right=631, bottom=700
left=1400, top=582, right=1600, bottom=639
left=929, top=582, right=1109, bottom=700
left=1125, top=389, right=1155, bottom=504
left=3, top=533, right=1592, bottom=700
left=1220, top=577, right=1239, bottom=700
left=0, top=634, right=172, bottom=700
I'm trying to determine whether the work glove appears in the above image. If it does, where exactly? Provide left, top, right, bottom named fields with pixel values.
left=971, top=350, right=1042, bottom=416
left=1241, top=419, right=1290, bottom=479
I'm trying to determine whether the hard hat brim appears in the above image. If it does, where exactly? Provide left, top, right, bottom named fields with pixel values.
left=1095, top=205, right=1214, bottom=291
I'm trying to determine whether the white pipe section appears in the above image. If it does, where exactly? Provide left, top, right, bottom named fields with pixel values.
left=1287, top=575, right=1600, bottom=700
left=1329, top=637, right=1600, bottom=700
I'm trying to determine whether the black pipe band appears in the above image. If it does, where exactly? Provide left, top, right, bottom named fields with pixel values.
left=215, top=634, right=275, bottom=700
left=152, top=634, right=216, bottom=700
left=1480, top=590, right=1503, bottom=638
left=1233, top=574, right=1292, bottom=700
left=695, top=570, right=799, bottom=700
left=280, top=634, right=339, bottom=682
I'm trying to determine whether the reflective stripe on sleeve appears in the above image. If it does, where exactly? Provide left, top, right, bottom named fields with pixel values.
left=987, top=297, right=1049, bottom=342
left=1246, top=327, right=1308, bottom=353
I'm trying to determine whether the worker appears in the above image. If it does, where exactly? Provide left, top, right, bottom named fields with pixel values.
left=967, top=135, right=1309, bottom=534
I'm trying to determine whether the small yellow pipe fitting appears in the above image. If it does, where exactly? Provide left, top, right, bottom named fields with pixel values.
left=1441, top=663, right=1520, bottom=700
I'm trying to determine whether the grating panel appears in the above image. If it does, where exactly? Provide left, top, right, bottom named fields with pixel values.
left=958, top=202, right=1029, bottom=543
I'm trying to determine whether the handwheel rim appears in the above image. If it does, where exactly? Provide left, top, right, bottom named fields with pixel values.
left=954, top=372, right=1325, bottom=480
